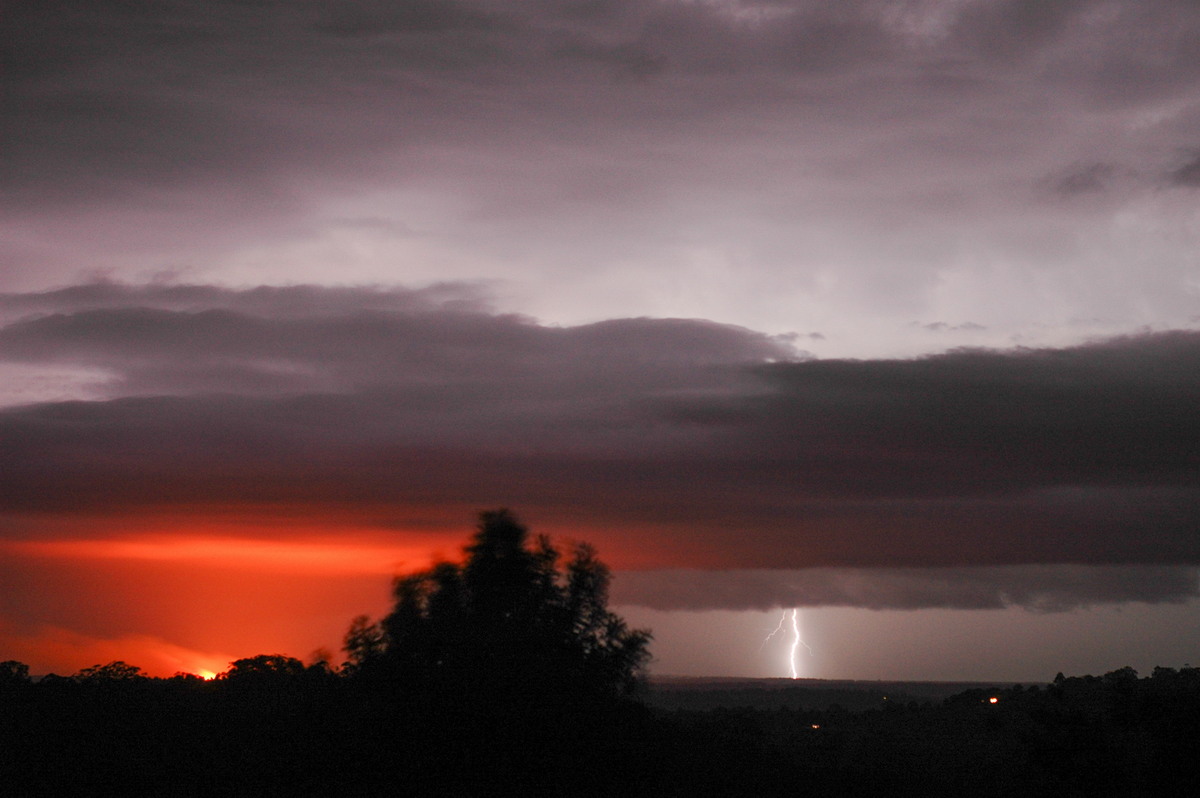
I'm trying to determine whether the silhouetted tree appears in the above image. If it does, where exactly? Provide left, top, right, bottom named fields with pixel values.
left=221, top=654, right=306, bottom=685
left=351, top=509, right=651, bottom=698
left=73, top=660, right=145, bottom=682
left=0, top=660, right=30, bottom=687
left=342, top=614, right=385, bottom=674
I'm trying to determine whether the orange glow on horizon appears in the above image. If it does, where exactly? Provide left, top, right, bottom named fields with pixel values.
left=0, top=529, right=418, bottom=678
left=0, top=509, right=686, bottom=679
left=3, top=534, right=437, bottom=576
left=0, top=623, right=241, bottom=680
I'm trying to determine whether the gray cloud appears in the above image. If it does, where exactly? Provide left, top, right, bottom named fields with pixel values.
left=4, top=1, right=1199, bottom=223
left=0, top=282, right=795, bottom=399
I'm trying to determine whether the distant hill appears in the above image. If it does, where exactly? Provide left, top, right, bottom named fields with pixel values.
left=644, top=675, right=1030, bottom=711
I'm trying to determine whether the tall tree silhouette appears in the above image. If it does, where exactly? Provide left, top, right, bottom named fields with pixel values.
left=349, top=509, right=651, bottom=697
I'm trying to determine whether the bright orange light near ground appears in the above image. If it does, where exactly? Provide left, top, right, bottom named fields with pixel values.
left=0, top=623, right=240, bottom=681
left=989, top=696, right=999, bottom=704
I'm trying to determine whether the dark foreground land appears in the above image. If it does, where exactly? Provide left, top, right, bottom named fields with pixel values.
left=645, top=674, right=1016, bottom=711
left=3, top=664, right=1198, bottom=797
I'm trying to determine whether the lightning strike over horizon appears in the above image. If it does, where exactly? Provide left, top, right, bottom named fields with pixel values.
left=762, top=608, right=813, bottom=679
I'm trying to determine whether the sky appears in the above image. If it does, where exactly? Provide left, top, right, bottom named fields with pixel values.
left=2, top=0, right=1198, bottom=682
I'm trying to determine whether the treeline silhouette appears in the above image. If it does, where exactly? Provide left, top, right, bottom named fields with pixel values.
left=1, top=510, right=663, bottom=796
left=2, top=512, right=1199, bottom=796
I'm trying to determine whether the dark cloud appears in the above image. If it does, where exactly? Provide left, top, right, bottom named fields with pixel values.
left=1051, top=162, right=1118, bottom=195
left=1168, top=152, right=1200, bottom=187
left=1, top=283, right=1198, bottom=602
left=742, top=334, right=1200, bottom=499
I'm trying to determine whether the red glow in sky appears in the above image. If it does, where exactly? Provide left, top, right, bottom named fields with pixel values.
left=0, top=524, right=451, bottom=677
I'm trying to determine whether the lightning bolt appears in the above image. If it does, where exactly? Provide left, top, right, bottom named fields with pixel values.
left=759, top=612, right=788, bottom=651
left=762, top=608, right=813, bottom=679
left=788, top=608, right=813, bottom=679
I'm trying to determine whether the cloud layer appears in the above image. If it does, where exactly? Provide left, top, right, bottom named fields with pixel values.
left=614, top=565, right=1200, bottom=612
left=2, top=282, right=1197, bottom=613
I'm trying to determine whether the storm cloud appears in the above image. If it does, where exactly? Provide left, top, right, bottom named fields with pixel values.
left=7, top=2, right=1200, bottom=678
left=2, top=282, right=1197, bottom=612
